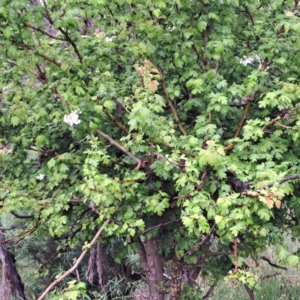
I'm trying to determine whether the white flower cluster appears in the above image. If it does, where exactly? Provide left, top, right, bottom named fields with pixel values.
left=240, top=55, right=262, bottom=69
left=63, top=110, right=81, bottom=126
left=36, top=173, right=45, bottom=180
left=104, top=36, right=116, bottom=42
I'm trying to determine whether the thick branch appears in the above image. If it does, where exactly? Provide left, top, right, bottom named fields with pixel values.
left=96, top=129, right=141, bottom=164
left=37, top=202, right=120, bottom=300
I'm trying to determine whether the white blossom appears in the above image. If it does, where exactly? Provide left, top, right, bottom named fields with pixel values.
left=63, top=110, right=81, bottom=126
left=239, top=55, right=262, bottom=69
left=36, top=173, right=45, bottom=180
left=104, top=36, right=116, bottom=42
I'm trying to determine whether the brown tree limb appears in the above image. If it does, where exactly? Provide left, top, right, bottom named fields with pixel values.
left=24, top=23, right=66, bottom=41
left=105, top=111, right=129, bottom=134
left=244, top=284, right=254, bottom=300
left=58, top=27, right=83, bottom=62
left=260, top=256, right=287, bottom=270
left=40, top=55, right=61, bottom=67
left=233, top=238, right=238, bottom=273
left=96, top=129, right=141, bottom=164
left=37, top=202, right=120, bottom=300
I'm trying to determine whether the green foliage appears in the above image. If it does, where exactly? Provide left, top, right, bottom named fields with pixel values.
left=1, top=0, right=300, bottom=298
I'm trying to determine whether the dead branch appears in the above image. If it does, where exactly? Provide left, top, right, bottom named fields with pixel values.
left=37, top=202, right=121, bottom=300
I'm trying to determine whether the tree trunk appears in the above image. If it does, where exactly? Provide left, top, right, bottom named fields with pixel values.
left=0, top=231, right=27, bottom=300
left=136, top=237, right=164, bottom=300
left=169, top=258, right=182, bottom=300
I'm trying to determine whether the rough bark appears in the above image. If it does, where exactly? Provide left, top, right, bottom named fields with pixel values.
left=0, top=231, right=27, bottom=300
left=86, top=242, right=105, bottom=290
left=169, top=258, right=182, bottom=300
left=136, top=236, right=164, bottom=300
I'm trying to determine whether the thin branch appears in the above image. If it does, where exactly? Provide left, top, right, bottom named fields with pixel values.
left=105, top=111, right=129, bottom=134
left=245, top=6, right=255, bottom=25
left=0, top=219, right=39, bottom=245
left=58, top=27, right=83, bottom=62
left=11, top=212, right=34, bottom=219
left=51, top=86, right=69, bottom=107
left=257, top=174, right=300, bottom=190
left=202, top=284, right=215, bottom=300
left=141, top=220, right=179, bottom=234
left=37, top=202, right=121, bottom=300
left=233, top=238, right=238, bottom=273
left=274, top=120, right=293, bottom=129
left=180, top=223, right=216, bottom=258
left=192, top=44, right=208, bottom=67
left=154, top=152, right=181, bottom=168
left=261, top=256, right=287, bottom=270
left=24, top=23, right=66, bottom=41
left=96, top=129, right=141, bottom=164
left=0, top=165, right=7, bottom=179
left=41, top=55, right=61, bottom=67
left=260, top=272, right=281, bottom=280
left=158, top=67, right=187, bottom=136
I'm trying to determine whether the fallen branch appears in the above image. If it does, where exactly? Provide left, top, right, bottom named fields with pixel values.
left=37, top=202, right=121, bottom=300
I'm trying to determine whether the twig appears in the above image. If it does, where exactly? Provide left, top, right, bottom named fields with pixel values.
left=96, top=129, right=141, bottom=164
left=260, top=272, right=281, bottom=280
left=141, top=220, right=179, bottom=234
left=37, top=202, right=121, bottom=300
left=261, top=256, right=287, bottom=270
left=154, top=152, right=181, bottom=168
left=274, top=120, right=293, bottom=129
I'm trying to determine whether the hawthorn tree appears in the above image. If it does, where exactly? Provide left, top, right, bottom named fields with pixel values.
left=1, top=0, right=300, bottom=299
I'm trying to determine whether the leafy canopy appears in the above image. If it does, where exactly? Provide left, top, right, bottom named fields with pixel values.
left=1, top=0, right=300, bottom=297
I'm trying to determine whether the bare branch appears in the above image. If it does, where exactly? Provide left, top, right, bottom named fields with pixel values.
left=261, top=256, right=287, bottom=270
left=141, top=220, right=179, bottom=234
left=37, top=202, right=121, bottom=300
